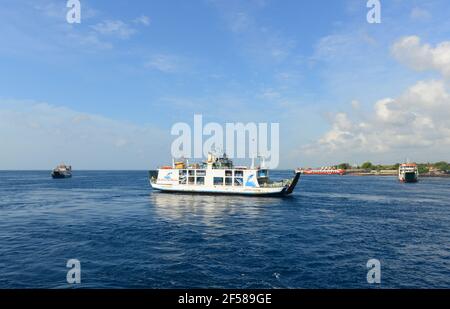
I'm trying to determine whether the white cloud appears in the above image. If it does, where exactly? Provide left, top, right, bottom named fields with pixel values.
left=210, top=2, right=295, bottom=63
left=410, top=7, right=431, bottom=21
left=134, top=15, right=151, bottom=26
left=301, top=36, right=450, bottom=164
left=314, top=34, right=354, bottom=60
left=144, top=54, right=182, bottom=73
left=66, top=32, right=113, bottom=50
left=33, top=1, right=66, bottom=19
left=313, top=32, right=377, bottom=63
left=0, top=100, right=169, bottom=169
left=351, top=100, right=361, bottom=110
left=259, top=88, right=281, bottom=100
left=304, top=80, right=450, bottom=160
left=392, top=36, right=450, bottom=78
left=91, top=20, right=136, bottom=39
left=229, top=12, right=252, bottom=33
left=34, top=0, right=97, bottom=20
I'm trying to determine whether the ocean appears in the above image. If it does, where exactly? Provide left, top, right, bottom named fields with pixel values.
left=0, top=171, right=449, bottom=288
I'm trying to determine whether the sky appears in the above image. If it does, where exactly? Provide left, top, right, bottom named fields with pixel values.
left=0, top=0, right=450, bottom=169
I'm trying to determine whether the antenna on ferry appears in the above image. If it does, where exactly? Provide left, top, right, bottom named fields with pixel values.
left=256, top=152, right=266, bottom=169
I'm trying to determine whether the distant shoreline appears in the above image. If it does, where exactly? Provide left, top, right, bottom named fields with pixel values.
left=343, top=173, right=450, bottom=178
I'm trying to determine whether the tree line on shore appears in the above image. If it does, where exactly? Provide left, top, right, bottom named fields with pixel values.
left=334, top=161, right=450, bottom=174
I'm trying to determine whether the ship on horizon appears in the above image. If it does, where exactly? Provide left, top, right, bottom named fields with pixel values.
left=398, top=162, right=419, bottom=183
left=149, top=153, right=300, bottom=196
left=51, top=164, right=72, bottom=179
left=296, top=167, right=346, bottom=175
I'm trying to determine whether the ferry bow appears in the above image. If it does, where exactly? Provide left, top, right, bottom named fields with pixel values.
left=149, top=153, right=300, bottom=196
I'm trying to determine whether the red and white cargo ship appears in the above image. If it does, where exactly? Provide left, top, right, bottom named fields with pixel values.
left=296, top=167, right=346, bottom=175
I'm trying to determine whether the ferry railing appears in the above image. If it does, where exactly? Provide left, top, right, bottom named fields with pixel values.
left=260, top=179, right=291, bottom=188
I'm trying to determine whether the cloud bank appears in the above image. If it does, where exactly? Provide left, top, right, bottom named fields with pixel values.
left=0, top=101, right=170, bottom=170
left=392, top=35, right=450, bottom=78
left=303, top=36, right=450, bottom=164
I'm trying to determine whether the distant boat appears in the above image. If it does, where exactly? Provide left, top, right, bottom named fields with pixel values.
left=149, top=153, right=300, bottom=196
left=51, top=164, right=72, bottom=179
left=398, top=163, right=418, bottom=183
left=296, top=167, right=345, bottom=175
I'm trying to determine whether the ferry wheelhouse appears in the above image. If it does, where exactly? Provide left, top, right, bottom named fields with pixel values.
left=149, top=153, right=300, bottom=196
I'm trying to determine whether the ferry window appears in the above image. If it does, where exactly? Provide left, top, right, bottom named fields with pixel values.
left=179, top=175, right=187, bottom=184
left=225, top=177, right=233, bottom=186
left=196, top=177, right=205, bottom=185
left=213, top=177, right=224, bottom=185
left=258, top=169, right=268, bottom=177
left=235, top=170, right=243, bottom=177
left=234, top=177, right=243, bottom=186
left=180, top=170, right=187, bottom=176
left=188, top=170, right=195, bottom=176
left=225, top=170, right=233, bottom=177
left=188, top=177, right=195, bottom=184
left=197, top=170, right=206, bottom=176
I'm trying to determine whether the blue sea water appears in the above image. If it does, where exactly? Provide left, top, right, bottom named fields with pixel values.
left=0, top=171, right=449, bottom=289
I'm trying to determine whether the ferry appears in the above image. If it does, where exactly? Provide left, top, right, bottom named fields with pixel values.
left=149, top=153, right=300, bottom=196
left=51, top=164, right=72, bottom=179
left=296, top=167, right=345, bottom=175
left=398, top=163, right=418, bottom=183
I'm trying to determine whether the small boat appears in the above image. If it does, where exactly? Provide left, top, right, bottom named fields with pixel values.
left=398, top=163, right=418, bottom=183
left=51, top=164, right=72, bottom=179
left=149, top=153, right=300, bottom=196
left=296, top=167, right=345, bottom=175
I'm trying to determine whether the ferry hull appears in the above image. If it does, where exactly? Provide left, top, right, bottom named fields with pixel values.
left=152, top=187, right=290, bottom=197
left=399, top=172, right=418, bottom=183
left=51, top=172, right=72, bottom=179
